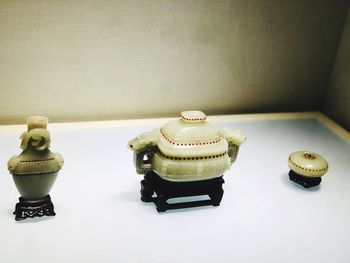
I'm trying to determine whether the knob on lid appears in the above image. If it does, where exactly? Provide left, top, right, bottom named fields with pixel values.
left=26, top=116, right=48, bottom=131
left=181, top=111, right=206, bottom=123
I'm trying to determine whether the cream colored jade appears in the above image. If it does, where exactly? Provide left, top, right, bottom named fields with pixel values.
left=288, top=151, right=328, bottom=177
left=128, top=111, right=246, bottom=182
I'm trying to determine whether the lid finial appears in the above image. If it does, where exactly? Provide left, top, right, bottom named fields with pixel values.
left=181, top=111, right=206, bottom=123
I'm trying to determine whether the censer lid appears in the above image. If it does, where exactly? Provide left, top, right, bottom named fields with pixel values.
left=158, top=111, right=227, bottom=157
left=162, top=111, right=220, bottom=143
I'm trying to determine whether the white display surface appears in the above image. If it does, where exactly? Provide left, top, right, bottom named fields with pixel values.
left=0, top=114, right=349, bottom=263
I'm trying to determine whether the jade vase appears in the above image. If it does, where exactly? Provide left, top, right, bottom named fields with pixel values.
left=7, top=116, right=64, bottom=200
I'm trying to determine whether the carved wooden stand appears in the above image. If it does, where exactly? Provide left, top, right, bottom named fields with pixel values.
left=289, top=170, right=322, bottom=188
left=140, top=171, right=224, bottom=212
left=13, top=195, right=56, bottom=221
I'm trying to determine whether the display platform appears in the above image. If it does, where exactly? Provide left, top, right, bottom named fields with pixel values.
left=0, top=112, right=349, bottom=263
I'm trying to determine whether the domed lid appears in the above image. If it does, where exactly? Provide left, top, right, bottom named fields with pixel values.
left=158, top=111, right=228, bottom=157
left=288, top=151, right=329, bottom=177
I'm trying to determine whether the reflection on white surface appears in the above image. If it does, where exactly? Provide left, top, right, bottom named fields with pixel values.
left=0, top=118, right=349, bottom=263
left=167, top=195, right=210, bottom=204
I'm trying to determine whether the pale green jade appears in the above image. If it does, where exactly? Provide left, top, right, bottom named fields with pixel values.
left=288, top=151, right=328, bottom=177
left=8, top=116, right=64, bottom=199
left=128, top=111, right=246, bottom=181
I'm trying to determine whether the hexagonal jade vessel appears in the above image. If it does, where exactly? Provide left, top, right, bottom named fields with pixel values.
left=128, top=111, right=246, bottom=181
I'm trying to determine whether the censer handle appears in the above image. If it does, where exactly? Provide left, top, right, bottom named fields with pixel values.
left=134, top=149, right=156, bottom=174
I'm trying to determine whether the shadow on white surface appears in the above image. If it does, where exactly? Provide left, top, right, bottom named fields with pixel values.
left=3, top=208, right=14, bottom=218
left=14, top=215, right=56, bottom=224
left=159, top=204, right=221, bottom=214
left=280, top=172, right=321, bottom=192
left=108, top=190, right=140, bottom=203
left=108, top=188, right=220, bottom=214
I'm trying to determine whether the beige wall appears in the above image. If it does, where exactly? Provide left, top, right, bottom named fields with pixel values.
left=324, top=8, right=350, bottom=131
left=0, top=0, right=348, bottom=123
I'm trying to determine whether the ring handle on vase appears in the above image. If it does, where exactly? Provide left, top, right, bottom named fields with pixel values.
left=20, top=129, right=51, bottom=151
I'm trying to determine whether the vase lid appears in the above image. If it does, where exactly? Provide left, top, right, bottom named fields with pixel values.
left=26, top=116, right=48, bottom=131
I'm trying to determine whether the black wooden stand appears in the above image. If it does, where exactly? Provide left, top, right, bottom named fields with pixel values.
left=13, top=195, right=56, bottom=221
left=140, top=171, right=224, bottom=212
left=289, top=170, right=322, bottom=188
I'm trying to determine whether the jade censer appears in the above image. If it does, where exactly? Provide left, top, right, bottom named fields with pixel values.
left=128, top=111, right=246, bottom=212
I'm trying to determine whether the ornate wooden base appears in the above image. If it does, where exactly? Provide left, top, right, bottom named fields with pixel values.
left=140, top=171, right=224, bottom=212
left=13, top=195, right=56, bottom=221
left=289, top=170, right=322, bottom=188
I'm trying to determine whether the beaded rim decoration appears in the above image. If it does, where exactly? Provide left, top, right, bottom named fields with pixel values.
left=181, top=111, right=206, bottom=123
left=158, top=151, right=227, bottom=161
left=20, top=158, right=56, bottom=163
left=160, top=128, right=221, bottom=146
left=288, top=156, right=328, bottom=172
left=13, top=170, right=59, bottom=176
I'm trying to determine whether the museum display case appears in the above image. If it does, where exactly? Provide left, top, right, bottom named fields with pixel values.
left=0, top=0, right=349, bottom=262
left=0, top=112, right=349, bottom=263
